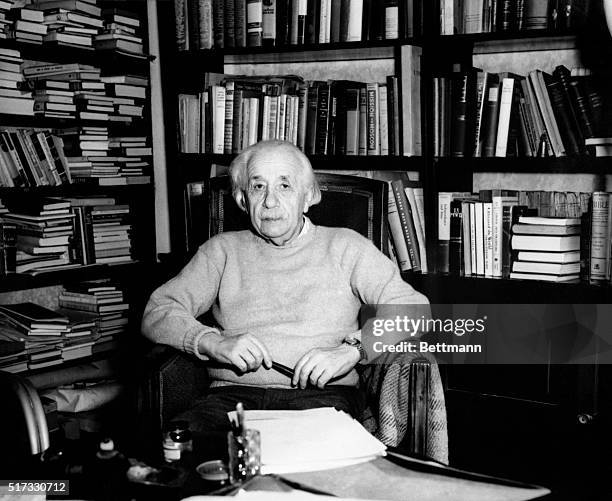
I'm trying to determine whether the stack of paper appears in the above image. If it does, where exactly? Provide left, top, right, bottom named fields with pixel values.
left=227, top=407, right=386, bottom=474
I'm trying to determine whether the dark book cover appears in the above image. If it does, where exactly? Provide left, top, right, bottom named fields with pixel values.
left=8, top=131, right=36, bottom=187
left=306, top=81, right=322, bottom=154
left=0, top=132, right=25, bottom=187
left=212, top=0, right=225, bottom=48
left=306, top=0, right=319, bottom=44
left=330, top=0, right=342, bottom=43
left=234, top=0, right=247, bottom=46
left=275, top=0, right=289, bottom=46
left=225, top=0, right=236, bottom=47
left=0, top=221, right=16, bottom=275
left=481, top=76, right=501, bottom=157
left=450, top=69, right=478, bottom=158
left=339, top=0, right=350, bottom=41
left=70, top=206, right=86, bottom=265
left=174, top=0, right=188, bottom=50
left=315, top=81, right=331, bottom=155
left=544, top=72, right=581, bottom=155
left=387, top=75, right=401, bottom=156
left=187, top=0, right=200, bottom=49
left=0, top=302, right=69, bottom=326
left=344, top=86, right=360, bottom=155
left=567, top=77, right=595, bottom=139
left=552, top=65, right=584, bottom=151
left=502, top=204, right=529, bottom=278
left=497, top=0, right=514, bottom=31
left=580, top=209, right=591, bottom=282
left=263, top=0, right=279, bottom=46
left=449, top=199, right=464, bottom=275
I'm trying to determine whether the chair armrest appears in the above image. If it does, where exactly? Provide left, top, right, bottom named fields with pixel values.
left=138, top=346, right=210, bottom=438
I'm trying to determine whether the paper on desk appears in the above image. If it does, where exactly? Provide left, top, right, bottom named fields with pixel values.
left=226, top=407, right=387, bottom=474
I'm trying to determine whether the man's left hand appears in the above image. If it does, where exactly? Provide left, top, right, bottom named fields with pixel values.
left=292, top=345, right=360, bottom=389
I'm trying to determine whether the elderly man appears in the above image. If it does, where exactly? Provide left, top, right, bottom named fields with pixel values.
left=141, top=140, right=428, bottom=433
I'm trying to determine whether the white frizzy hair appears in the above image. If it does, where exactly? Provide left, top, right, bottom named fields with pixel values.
left=228, top=140, right=322, bottom=211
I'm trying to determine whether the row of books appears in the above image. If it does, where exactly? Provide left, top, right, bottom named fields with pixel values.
left=433, top=64, right=604, bottom=158
left=3, top=0, right=145, bottom=55
left=440, top=0, right=588, bottom=35
left=438, top=189, right=612, bottom=284
left=0, top=280, right=128, bottom=373
left=0, top=195, right=135, bottom=276
left=175, top=0, right=423, bottom=51
left=178, top=57, right=422, bottom=156
left=20, top=60, right=148, bottom=123
left=0, top=126, right=151, bottom=187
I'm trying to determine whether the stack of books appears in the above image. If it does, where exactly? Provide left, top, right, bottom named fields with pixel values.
left=55, top=307, right=98, bottom=361
left=3, top=197, right=76, bottom=274
left=0, top=1, right=16, bottom=40
left=0, top=47, right=33, bottom=116
left=95, top=7, right=143, bottom=55
left=22, top=61, right=101, bottom=119
left=102, top=74, right=147, bottom=123
left=107, top=135, right=151, bottom=184
left=65, top=195, right=134, bottom=265
left=0, top=302, right=69, bottom=371
left=29, top=79, right=75, bottom=120
left=9, top=5, right=47, bottom=44
left=39, top=0, right=104, bottom=49
left=510, top=216, right=582, bottom=283
left=585, top=137, right=612, bottom=157
left=0, top=210, right=16, bottom=276
left=58, top=279, right=129, bottom=354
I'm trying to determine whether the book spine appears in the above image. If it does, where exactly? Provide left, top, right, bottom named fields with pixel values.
left=232, top=88, right=244, bottom=153
left=450, top=72, right=468, bottom=157
left=437, top=192, right=452, bottom=274
left=330, top=0, right=342, bottom=43
left=345, top=87, right=360, bottom=155
left=589, top=192, right=611, bottom=284
left=187, top=0, right=200, bottom=49
left=315, top=82, right=331, bottom=154
left=224, top=81, right=235, bottom=154
left=212, top=85, right=226, bottom=153
left=449, top=199, right=463, bottom=275
left=305, top=82, right=319, bottom=155
left=358, top=85, right=368, bottom=155
left=378, top=84, right=389, bottom=156
left=386, top=76, right=400, bottom=156
left=387, top=181, right=411, bottom=271
left=461, top=202, right=472, bottom=275
left=306, top=0, right=319, bottom=44
left=366, top=82, right=380, bottom=155
left=482, top=82, right=500, bottom=157
left=225, top=0, right=236, bottom=47
left=385, top=0, right=398, bottom=39
left=198, top=0, right=213, bottom=49
left=263, top=0, right=277, bottom=46
left=400, top=45, right=422, bottom=156
left=473, top=71, right=488, bottom=156
left=212, top=0, right=225, bottom=47
left=235, top=0, right=247, bottom=46
left=405, top=183, right=428, bottom=273
left=297, top=82, right=308, bottom=151
left=7, top=131, right=34, bottom=187
left=568, top=78, right=595, bottom=139
left=392, top=180, right=420, bottom=271
left=546, top=74, right=581, bottom=155
left=494, top=77, right=514, bottom=157
left=175, top=0, right=188, bottom=50
left=483, top=202, right=493, bottom=276
left=246, top=0, right=263, bottom=46
left=296, top=0, right=307, bottom=44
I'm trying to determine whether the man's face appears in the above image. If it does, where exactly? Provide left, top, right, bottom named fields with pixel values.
left=244, top=148, right=312, bottom=246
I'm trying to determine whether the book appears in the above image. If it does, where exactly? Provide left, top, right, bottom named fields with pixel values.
left=511, top=234, right=580, bottom=252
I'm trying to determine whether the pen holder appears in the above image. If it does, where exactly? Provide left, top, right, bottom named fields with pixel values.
left=227, top=429, right=261, bottom=484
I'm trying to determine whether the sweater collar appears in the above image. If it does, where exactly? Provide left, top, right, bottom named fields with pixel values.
left=251, top=216, right=314, bottom=249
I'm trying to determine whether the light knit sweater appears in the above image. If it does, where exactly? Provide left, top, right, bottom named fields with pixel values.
left=141, top=220, right=428, bottom=388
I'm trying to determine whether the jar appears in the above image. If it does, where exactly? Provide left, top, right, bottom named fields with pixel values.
left=163, top=421, right=193, bottom=463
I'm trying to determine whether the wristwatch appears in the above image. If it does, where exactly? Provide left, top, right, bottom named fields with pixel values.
left=343, top=337, right=367, bottom=362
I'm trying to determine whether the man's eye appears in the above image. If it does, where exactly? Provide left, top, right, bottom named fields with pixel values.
left=251, top=184, right=265, bottom=191
left=279, top=183, right=291, bottom=190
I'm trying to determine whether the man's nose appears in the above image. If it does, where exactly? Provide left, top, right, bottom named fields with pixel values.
left=263, top=188, right=279, bottom=208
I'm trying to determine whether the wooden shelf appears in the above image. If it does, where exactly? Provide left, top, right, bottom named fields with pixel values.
left=433, top=156, right=612, bottom=175
left=177, top=153, right=425, bottom=178
left=407, top=273, right=612, bottom=303
left=0, top=261, right=152, bottom=293
left=0, top=184, right=152, bottom=197
left=0, top=39, right=153, bottom=69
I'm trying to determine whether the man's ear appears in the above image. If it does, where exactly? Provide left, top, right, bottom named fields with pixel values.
left=236, top=191, right=248, bottom=212
left=302, top=187, right=314, bottom=214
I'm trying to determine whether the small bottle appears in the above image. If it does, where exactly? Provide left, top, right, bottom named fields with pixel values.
left=93, top=438, right=129, bottom=501
left=162, top=421, right=193, bottom=463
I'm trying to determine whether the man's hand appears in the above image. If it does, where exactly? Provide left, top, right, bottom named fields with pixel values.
left=292, top=345, right=360, bottom=389
left=200, top=331, right=272, bottom=373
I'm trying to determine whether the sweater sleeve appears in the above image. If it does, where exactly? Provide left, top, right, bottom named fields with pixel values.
left=347, top=233, right=429, bottom=306
left=141, top=238, right=225, bottom=359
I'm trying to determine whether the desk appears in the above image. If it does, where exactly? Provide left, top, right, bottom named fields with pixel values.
left=178, top=453, right=549, bottom=501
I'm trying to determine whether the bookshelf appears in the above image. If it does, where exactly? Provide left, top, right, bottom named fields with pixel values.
left=155, top=0, right=611, bottom=494
left=0, top=1, right=159, bottom=430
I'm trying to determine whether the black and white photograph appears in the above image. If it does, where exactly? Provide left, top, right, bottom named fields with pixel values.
left=0, top=0, right=611, bottom=500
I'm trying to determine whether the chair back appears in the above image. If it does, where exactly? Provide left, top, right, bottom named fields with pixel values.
left=207, top=173, right=389, bottom=252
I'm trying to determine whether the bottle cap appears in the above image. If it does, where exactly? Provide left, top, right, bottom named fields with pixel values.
left=100, top=438, right=115, bottom=452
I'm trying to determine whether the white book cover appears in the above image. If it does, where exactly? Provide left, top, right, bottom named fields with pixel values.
left=475, top=202, right=485, bottom=275
left=212, top=85, right=226, bottom=154
left=378, top=85, right=389, bottom=156
left=400, top=45, right=422, bottom=156
left=347, top=0, right=364, bottom=41
left=483, top=202, right=493, bottom=276
left=495, top=78, right=515, bottom=157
